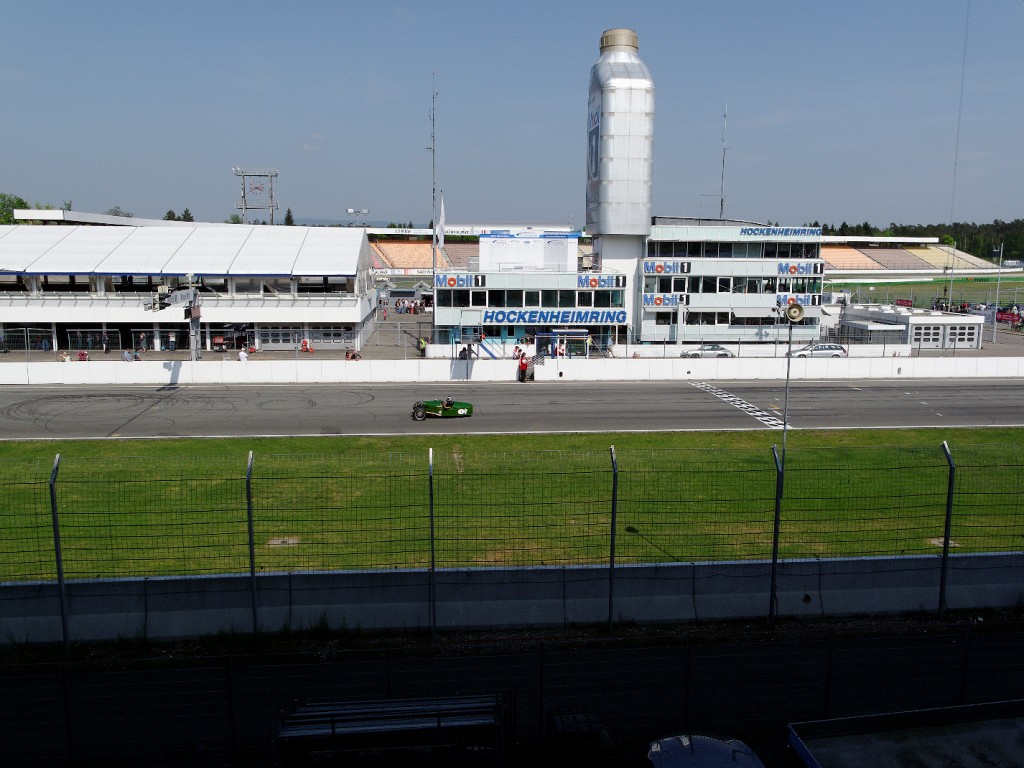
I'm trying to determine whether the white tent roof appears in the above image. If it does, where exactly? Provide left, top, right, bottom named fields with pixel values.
left=0, top=225, right=365, bottom=277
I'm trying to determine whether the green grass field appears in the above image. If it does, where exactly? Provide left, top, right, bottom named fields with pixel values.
left=827, top=276, right=1024, bottom=309
left=2, top=427, right=1023, bottom=582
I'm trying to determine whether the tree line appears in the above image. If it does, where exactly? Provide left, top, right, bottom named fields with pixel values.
left=807, top=219, right=1024, bottom=262
left=2, top=192, right=1020, bottom=261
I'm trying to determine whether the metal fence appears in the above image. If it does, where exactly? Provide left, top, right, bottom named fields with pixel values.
left=4, top=443, right=1022, bottom=592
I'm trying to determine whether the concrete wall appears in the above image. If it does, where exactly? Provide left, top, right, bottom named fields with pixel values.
left=3, top=353, right=1024, bottom=386
left=3, top=553, right=1021, bottom=644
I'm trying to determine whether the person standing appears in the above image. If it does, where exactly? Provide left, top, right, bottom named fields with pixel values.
left=518, top=352, right=529, bottom=383
left=238, top=348, right=249, bottom=362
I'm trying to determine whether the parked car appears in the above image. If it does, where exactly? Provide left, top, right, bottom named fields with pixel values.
left=787, top=343, right=847, bottom=358
left=647, top=734, right=766, bottom=767
left=682, top=344, right=735, bottom=358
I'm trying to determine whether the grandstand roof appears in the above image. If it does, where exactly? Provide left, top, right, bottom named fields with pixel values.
left=0, top=224, right=367, bottom=276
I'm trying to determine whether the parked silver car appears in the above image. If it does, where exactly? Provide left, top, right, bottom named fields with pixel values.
left=682, top=344, right=735, bottom=358
left=787, top=343, right=847, bottom=358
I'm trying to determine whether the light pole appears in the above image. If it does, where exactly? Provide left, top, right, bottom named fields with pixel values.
left=946, top=240, right=957, bottom=310
left=992, top=243, right=1004, bottom=343
left=768, top=300, right=804, bottom=625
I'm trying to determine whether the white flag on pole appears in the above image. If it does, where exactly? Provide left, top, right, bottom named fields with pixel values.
left=438, top=195, right=446, bottom=251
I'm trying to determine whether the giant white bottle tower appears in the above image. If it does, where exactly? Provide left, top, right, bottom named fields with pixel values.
left=586, top=28, right=655, bottom=238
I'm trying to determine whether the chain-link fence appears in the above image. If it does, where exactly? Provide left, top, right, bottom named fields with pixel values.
left=4, top=444, right=1023, bottom=588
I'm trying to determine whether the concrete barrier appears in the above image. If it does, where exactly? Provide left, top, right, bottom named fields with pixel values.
left=2, top=553, right=1021, bottom=644
left=4, top=355, right=1024, bottom=387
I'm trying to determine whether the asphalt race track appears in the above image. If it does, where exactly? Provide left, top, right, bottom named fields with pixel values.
left=0, top=379, right=1019, bottom=440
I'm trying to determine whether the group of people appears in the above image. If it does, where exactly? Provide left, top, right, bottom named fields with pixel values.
left=61, top=351, right=92, bottom=362
left=377, top=297, right=428, bottom=316
left=71, top=331, right=112, bottom=353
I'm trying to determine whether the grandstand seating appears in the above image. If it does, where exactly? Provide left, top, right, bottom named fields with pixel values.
left=369, top=243, right=390, bottom=269
left=820, top=245, right=884, bottom=270
left=441, top=241, right=478, bottom=270
left=905, top=246, right=995, bottom=270
left=854, top=247, right=933, bottom=270
left=373, top=240, right=447, bottom=270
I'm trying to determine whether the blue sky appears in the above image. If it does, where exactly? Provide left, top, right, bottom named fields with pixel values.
left=3, top=1, right=1022, bottom=228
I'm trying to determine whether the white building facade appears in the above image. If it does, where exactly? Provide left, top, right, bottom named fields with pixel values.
left=0, top=220, right=376, bottom=355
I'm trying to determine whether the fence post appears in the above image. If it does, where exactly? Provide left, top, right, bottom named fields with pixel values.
left=428, top=447, right=436, bottom=636
left=47, top=453, right=71, bottom=656
left=607, top=445, right=618, bottom=631
left=245, top=451, right=258, bottom=635
left=939, top=441, right=956, bottom=619
left=769, top=445, right=783, bottom=627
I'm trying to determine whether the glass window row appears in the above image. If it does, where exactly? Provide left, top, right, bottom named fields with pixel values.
left=647, top=312, right=817, bottom=327
left=436, top=289, right=625, bottom=309
left=644, top=276, right=823, bottom=294
left=648, top=242, right=819, bottom=259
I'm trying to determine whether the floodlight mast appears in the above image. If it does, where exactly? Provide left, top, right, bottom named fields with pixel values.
left=346, top=208, right=369, bottom=226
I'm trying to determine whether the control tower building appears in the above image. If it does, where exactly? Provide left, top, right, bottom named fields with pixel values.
left=586, top=27, right=655, bottom=280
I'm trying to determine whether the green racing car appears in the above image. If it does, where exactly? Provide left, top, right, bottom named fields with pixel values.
left=411, top=396, right=474, bottom=421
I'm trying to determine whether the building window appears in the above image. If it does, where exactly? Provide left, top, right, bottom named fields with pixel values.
left=488, top=289, right=505, bottom=306
left=654, top=312, right=676, bottom=325
left=541, top=290, right=558, bottom=308
left=506, top=289, right=524, bottom=307
left=471, top=290, right=487, bottom=307
left=525, top=290, right=540, bottom=306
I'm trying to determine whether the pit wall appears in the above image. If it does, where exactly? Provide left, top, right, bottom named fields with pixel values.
left=2, top=553, right=1021, bottom=644
left=2, top=351, right=1024, bottom=386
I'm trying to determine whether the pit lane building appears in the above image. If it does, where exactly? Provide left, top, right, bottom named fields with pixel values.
left=0, top=213, right=376, bottom=354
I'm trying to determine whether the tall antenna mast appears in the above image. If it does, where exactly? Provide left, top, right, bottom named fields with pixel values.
left=719, top=105, right=729, bottom=220
left=429, top=75, right=438, bottom=276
